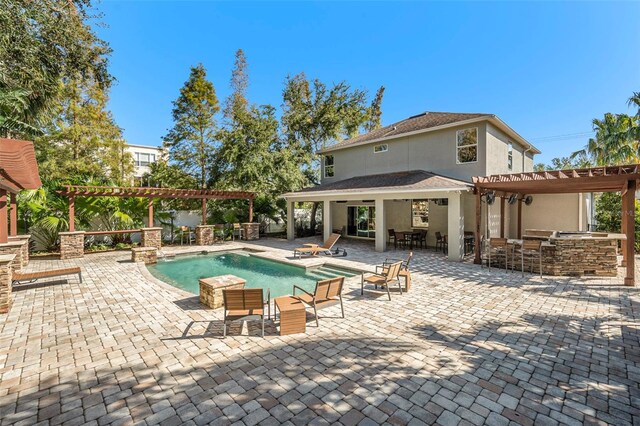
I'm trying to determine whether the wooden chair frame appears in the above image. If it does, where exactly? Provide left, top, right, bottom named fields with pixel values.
left=293, top=277, right=345, bottom=326
left=361, top=261, right=403, bottom=300
left=521, top=239, right=543, bottom=278
left=222, top=288, right=270, bottom=337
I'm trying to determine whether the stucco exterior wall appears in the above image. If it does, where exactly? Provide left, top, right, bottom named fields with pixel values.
left=506, top=193, right=586, bottom=237
left=321, top=123, right=489, bottom=183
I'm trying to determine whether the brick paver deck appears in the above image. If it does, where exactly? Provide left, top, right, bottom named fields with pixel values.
left=1, top=238, right=639, bottom=425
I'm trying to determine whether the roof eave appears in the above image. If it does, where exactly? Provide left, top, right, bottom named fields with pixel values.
left=281, top=185, right=473, bottom=199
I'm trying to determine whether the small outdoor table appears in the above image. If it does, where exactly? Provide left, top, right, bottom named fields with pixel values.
left=274, top=295, right=306, bottom=335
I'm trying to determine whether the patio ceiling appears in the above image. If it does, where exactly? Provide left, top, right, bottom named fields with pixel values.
left=473, top=164, right=640, bottom=194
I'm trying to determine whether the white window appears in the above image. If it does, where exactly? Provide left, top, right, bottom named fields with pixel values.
left=456, top=127, right=478, bottom=164
left=374, top=144, right=388, bottom=153
left=135, top=152, right=156, bottom=167
left=324, top=155, right=334, bottom=178
left=507, top=142, right=513, bottom=170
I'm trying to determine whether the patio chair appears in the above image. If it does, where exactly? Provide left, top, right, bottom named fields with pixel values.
left=293, top=233, right=341, bottom=258
left=293, top=276, right=345, bottom=326
left=394, top=231, right=408, bottom=249
left=232, top=223, right=244, bottom=241
left=387, top=229, right=396, bottom=246
left=222, top=288, right=270, bottom=337
left=177, top=226, right=194, bottom=245
left=376, top=252, right=413, bottom=291
left=520, top=239, right=542, bottom=278
left=435, top=232, right=445, bottom=252
left=361, top=261, right=403, bottom=301
left=12, top=266, right=82, bottom=285
left=488, top=238, right=510, bottom=272
left=416, top=230, right=427, bottom=249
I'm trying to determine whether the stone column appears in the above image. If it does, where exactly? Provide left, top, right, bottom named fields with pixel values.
left=242, top=223, right=260, bottom=240
left=323, top=201, right=332, bottom=242
left=8, top=235, right=30, bottom=268
left=0, top=241, right=26, bottom=272
left=287, top=200, right=295, bottom=241
left=0, top=254, right=15, bottom=314
left=447, top=192, right=464, bottom=261
left=195, top=225, right=214, bottom=245
left=140, top=227, right=162, bottom=248
left=59, top=231, right=85, bottom=260
left=374, top=198, right=387, bottom=252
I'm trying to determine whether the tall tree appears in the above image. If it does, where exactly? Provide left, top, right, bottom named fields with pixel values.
left=0, top=0, right=111, bottom=137
left=223, top=49, right=249, bottom=121
left=35, top=76, right=128, bottom=182
left=164, top=64, right=220, bottom=189
left=364, top=86, right=385, bottom=132
left=281, top=73, right=377, bottom=233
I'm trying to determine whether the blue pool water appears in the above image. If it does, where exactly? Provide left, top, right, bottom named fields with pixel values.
left=147, top=252, right=357, bottom=298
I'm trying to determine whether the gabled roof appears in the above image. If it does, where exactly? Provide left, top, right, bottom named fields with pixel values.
left=318, top=111, right=540, bottom=154
left=0, top=138, right=42, bottom=193
left=282, top=170, right=472, bottom=198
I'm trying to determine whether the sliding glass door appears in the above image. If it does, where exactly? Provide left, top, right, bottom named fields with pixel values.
left=347, top=206, right=376, bottom=238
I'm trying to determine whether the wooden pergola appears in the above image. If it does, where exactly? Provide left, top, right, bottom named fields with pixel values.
left=473, top=164, right=640, bottom=286
left=58, top=185, right=255, bottom=231
left=0, top=139, right=42, bottom=243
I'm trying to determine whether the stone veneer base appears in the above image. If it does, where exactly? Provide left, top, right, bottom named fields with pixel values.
left=131, top=247, right=158, bottom=264
left=199, top=274, right=246, bottom=309
left=59, top=231, right=86, bottom=260
left=195, top=225, right=215, bottom=246
left=0, top=254, right=15, bottom=314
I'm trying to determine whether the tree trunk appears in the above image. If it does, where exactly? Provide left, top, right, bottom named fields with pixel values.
left=309, top=202, right=319, bottom=236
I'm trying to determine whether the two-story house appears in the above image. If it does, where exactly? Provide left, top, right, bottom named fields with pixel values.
left=125, top=143, right=164, bottom=186
left=282, top=111, right=591, bottom=260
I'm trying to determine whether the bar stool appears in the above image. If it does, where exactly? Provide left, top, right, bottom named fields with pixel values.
left=488, top=238, right=509, bottom=271
left=521, top=239, right=542, bottom=278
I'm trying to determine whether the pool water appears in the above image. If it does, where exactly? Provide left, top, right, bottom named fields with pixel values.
left=147, top=252, right=358, bottom=298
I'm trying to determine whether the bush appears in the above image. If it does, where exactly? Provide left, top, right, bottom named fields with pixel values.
left=594, top=192, right=640, bottom=252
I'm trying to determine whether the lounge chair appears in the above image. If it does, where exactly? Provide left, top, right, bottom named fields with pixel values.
left=293, top=233, right=342, bottom=259
left=361, top=261, right=403, bottom=300
left=293, top=276, right=345, bottom=326
left=222, top=288, right=270, bottom=337
left=12, top=267, right=82, bottom=285
left=375, top=252, right=413, bottom=291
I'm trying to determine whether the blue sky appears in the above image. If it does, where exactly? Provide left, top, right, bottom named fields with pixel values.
left=97, top=1, right=640, bottom=165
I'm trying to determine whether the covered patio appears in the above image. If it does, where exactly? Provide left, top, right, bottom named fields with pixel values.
left=473, top=164, right=640, bottom=285
left=282, top=170, right=476, bottom=260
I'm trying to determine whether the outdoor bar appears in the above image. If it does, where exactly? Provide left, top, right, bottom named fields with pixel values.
left=473, top=164, right=640, bottom=285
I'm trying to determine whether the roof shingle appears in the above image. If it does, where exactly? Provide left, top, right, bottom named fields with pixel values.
left=283, top=170, right=472, bottom=197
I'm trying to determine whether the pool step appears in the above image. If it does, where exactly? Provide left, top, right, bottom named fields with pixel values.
left=317, top=266, right=359, bottom=277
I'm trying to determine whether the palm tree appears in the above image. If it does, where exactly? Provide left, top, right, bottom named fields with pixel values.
left=573, top=113, right=639, bottom=166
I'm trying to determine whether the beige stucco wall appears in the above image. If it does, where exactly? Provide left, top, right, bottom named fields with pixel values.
left=321, top=123, right=489, bottom=183
left=486, top=123, right=535, bottom=174
left=506, top=193, right=586, bottom=237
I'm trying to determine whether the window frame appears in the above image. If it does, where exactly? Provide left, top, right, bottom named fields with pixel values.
left=373, top=143, right=388, bottom=154
left=411, top=199, right=430, bottom=229
left=455, top=127, right=479, bottom=165
left=324, top=155, right=335, bottom=178
left=507, top=142, right=513, bottom=171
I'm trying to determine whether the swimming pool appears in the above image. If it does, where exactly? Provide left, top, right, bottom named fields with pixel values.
left=147, top=251, right=358, bottom=298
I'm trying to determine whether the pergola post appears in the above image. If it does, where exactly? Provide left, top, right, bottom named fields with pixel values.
left=68, top=195, right=75, bottom=232
left=148, top=199, right=154, bottom=227
left=624, top=179, right=636, bottom=286
left=500, top=196, right=505, bottom=238
left=0, top=190, right=7, bottom=244
left=201, top=199, right=207, bottom=225
left=9, top=193, right=17, bottom=236
left=622, top=200, right=628, bottom=266
left=248, top=198, right=254, bottom=223
left=474, top=188, right=481, bottom=264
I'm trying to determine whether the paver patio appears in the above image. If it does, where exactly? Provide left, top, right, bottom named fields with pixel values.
left=1, top=238, right=639, bottom=426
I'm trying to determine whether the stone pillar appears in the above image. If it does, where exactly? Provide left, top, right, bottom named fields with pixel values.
left=195, top=225, right=214, bottom=245
left=8, top=235, right=30, bottom=268
left=199, top=274, right=246, bottom=309
left=242, top=223, right=260, bottom=240
left=140, top=227, right=162, bottom=248
left=131, top=247, right=158, bottom=264
left=447, top=192, right=464, bottom=261
left=323, top=201, right=332, bottom=242
left=0, top=254, right=15, bottom=314
left=375, top=198, right=387, bottom=252
left=59, top=231, right=85, bottom=260
left=0, top=241, right=26, bottom=272
left=287, top=200, right=295, bottom=241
